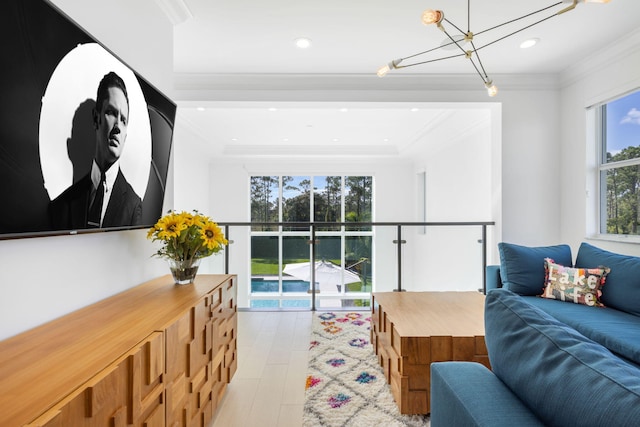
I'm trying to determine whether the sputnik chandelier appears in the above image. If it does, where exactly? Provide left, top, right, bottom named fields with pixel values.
left=377, top=0, right=612, bottom=96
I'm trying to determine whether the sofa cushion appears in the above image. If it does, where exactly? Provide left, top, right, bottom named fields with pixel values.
left=486, top=265, right=503, bottom=291
left=541, top=258, right=609, bottom=307
left=485, top=289, right=640, bottom=427
left=575, top=242, right=640, bottom=316
left=498, top=242, right=572, bottom=296
left=430, top=362, right=545, bottom=427
left=521, top=295, right=640, bottom=366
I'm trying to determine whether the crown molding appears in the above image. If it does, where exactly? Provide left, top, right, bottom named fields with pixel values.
left=173, top=72, right=560, bottom=102
left=174, top=72, right=560, bottom=91
left=561, top=27, right=640, bottom=88
left=222, top=144, right=398, bottom=158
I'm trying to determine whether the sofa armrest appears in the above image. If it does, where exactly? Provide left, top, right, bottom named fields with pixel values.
left=430, top=362, right=544, bottom=427
left=485, top=265, right=502, bottom=292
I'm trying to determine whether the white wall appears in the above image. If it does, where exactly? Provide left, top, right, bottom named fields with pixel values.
left=410, top=110, right=494, bottom=292
left=170, top=115, right=227, bottom=276
left=560, top=30, right=640, bottom=258
left=172, top=117, right=212, bottom=213
left=0, top=0, right=174, bottom=340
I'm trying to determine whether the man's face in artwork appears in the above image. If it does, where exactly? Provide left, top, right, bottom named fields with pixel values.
left=93, top=85, right=129, bottom=170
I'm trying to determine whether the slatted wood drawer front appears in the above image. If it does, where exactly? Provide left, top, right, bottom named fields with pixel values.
left=166, top=297, right=214, bottom=427
left=165, top=277, right=237, bottom=427
left=129, top=332, right=165, bottom=427
left=189, top=295, right=214, bottom=427
left=27, top=333, right=163, bottom=427
left=210, top=277, right=237, bottom=414
left=165, top=309, right=192, bottom=427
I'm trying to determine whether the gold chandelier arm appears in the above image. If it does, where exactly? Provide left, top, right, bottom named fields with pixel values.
left=426, top=2, right=567, bottom=59
left=468, top=41, right=490, bottom=83
left=395, top=52, right=467, bottom=69
left=443, top=17, right=467, bottom=37
left=401, top=43, right=459, bottom=61
left=473, top=2, right=563, bottom=37
left=474, top=13, right=561, bottom=52
left=469, top=58, right=489, bottom=84
left=557, top=0, right=579, bottom=15
left=442, top=28, right=471, bottom=56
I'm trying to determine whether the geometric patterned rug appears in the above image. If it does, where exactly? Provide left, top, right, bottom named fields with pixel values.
left=303, top=311, right=430, bottom=427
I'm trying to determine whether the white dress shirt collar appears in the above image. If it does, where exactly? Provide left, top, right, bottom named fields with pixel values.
left=90, top=160, right=120, bottom=193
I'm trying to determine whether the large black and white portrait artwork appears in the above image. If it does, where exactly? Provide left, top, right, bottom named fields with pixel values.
left=41, top=43, right=152, bottom=230
left=1, top=0, right=175, bottom=238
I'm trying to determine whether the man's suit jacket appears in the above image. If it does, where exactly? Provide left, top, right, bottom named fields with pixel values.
left=50, top=169, right=142, bottom=230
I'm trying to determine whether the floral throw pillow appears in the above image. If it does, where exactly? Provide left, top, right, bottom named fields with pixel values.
left=541, top=258, right=610, bottom=307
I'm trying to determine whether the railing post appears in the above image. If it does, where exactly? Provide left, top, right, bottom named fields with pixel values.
left=393, top=225, right=406, bottom=292
left=482, top=224, right=487, bottom=294
left=310, top=224, right=317, bottom=311
left=224, top=225, right=230, bottom=275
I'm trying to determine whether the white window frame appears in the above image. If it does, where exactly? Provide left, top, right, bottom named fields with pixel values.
left=249, top=175, right=374, bottom=308
left=587, top=89, right=640, bottom=244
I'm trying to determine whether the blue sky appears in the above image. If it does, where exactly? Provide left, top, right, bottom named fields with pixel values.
left=606, top=91, right=640, bottom=154
left=282, top=176, right=310, bottom=199
left=282, top=176, right=336, bottom=199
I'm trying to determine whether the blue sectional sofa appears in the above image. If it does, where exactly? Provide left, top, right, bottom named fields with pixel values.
left=430, top=242, right=640, bottom=426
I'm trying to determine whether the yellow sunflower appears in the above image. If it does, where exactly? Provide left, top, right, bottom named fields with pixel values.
left=146, top=225, right=157, bottom=239
left=177, top=211, right=195, bottom=227
left=200, top=221, right=226, bottom=250
left=214, top=226, right=228, bottom=246
left=157, top=214, right=187, bottom=240
left=193, top=213, right=209, bottom=228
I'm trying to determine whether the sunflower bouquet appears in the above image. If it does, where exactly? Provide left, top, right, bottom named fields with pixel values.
left=147, top=210, right=228, bottom=263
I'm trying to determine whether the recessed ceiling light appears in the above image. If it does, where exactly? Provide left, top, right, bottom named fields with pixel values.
left=332, top=138, right=339, bottom=142
left=268, top=107, right=278, bottom=111
left=340, top=108, right=348, bottom=112
left=231, top=138, right=238, bottom=142
left=520, top=38, right=539, bottom=49
left=294, top=37, right=312, bottom=49
left=196, top=107, right=205, bottom=111
left=411, top=108, right=420, bottom=112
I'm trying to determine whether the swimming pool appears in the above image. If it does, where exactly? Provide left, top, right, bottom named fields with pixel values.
left=250, top=299, right=311, bottom=308
left=251, top=279, right=310, bottom=293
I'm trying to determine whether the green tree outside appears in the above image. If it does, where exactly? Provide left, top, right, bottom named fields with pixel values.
left=605, top=147, right=640, bottom=235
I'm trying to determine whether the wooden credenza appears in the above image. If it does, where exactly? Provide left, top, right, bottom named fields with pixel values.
left=0, top=274, right=237, bottom=427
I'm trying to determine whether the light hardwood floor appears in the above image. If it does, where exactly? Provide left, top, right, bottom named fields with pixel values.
left=210, top=310, right=313, bottom=427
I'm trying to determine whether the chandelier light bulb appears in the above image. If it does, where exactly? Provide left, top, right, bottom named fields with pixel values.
left=421, top=9, right=443, bottom=25
left=377, top=65, right=390, bottom=77
left=376, top=59, right=403, bottom=77
left=485, top=82, right=498, bottom=97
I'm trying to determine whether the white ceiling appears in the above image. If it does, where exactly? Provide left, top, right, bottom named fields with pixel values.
left=167, top=0, right=640, bottom=158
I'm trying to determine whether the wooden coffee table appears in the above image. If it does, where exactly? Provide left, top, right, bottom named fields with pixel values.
left=371, top=291, right=490, bottom=414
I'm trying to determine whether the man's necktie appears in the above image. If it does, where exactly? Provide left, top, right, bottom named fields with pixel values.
left=88, top=173, right=105, bottom=227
